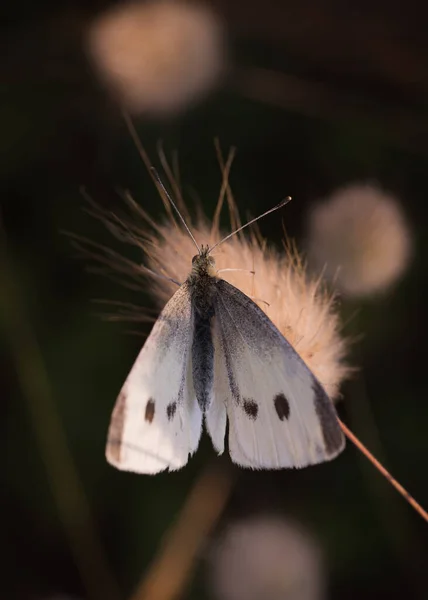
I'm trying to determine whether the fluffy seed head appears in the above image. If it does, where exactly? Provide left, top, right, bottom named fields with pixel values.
left=307, top=183, right=412, bottom=297
left=130, top=194, right=350, bottom=400
left=84, top=158, right=350, bottom=400
left=87, top=0, right=225, bottom=115
left=208, top=516, right=325, bottom=600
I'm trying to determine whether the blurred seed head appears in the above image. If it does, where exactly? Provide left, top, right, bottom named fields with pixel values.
left=307, top=183, right=412, bottom=298
left=208, top=516, right=325, bottom=600
left=87, top=0, right=225, bottom=115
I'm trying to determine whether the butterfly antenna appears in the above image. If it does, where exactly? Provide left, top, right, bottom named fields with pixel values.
left=209, top=197, right=292, bottom=252
left=150, top=167, right=200, bottom=253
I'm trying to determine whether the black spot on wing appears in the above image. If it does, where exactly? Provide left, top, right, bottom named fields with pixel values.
left=166, top=402, right=177, bottom=421
left=312, top=380, right=345, bottom=455
left=144, top=398, right=155, bottom=423
left=243, top=398, right=258, bottom=419
left=274, top=393, right=290, bottom=420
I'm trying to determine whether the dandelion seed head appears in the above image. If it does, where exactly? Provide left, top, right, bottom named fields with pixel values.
left=307, top=183, right=412, bottom=297
left=87, top=0, right=225, bottom=115
left=209, top=516, right=325, bottom=600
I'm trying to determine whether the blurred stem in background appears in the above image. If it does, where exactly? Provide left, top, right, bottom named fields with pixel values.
left=235, top=66, right=428, bottom=153
left=343, top=344, right=427, bottom=598
left=0, top=239, right=122, bottom=600
left=131, top=462, right=234, bottom=600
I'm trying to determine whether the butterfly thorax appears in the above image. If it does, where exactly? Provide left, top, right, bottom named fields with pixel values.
left=188, top=245, right=216, bottom=281
left=187, top=246, right=217, bottom=315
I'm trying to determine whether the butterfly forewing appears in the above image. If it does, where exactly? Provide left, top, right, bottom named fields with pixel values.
left=106, top=284, right=202, bottom=473
left=209, top=279, right=345, bottom=469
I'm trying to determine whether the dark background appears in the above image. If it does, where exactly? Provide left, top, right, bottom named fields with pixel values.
left=2, top=1, right=428, bottom=599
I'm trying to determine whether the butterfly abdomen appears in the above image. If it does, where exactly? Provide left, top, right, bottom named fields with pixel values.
left=189, top=273, right=217, bottom=413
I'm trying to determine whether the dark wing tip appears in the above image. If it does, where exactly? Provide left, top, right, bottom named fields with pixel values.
left=312, top=380, right=345, bottom=457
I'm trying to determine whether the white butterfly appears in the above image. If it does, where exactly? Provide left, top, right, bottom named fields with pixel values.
left=106, top=191, right=345, bottom=474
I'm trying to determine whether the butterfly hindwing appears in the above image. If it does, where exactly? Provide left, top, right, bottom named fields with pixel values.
left=209, top=279, right=345, bottom=469
left=106, top=283, right=202, bottom=474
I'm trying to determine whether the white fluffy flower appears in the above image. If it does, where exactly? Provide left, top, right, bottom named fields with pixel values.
left=87, top=0, right=225, bottom=115
left=307, top=183, right=412, bottom=297
left=209, top=516, right=325, bottom=600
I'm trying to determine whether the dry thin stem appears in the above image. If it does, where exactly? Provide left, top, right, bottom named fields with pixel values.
left=214, top=139, right=241, bottom=232
left=130, top=464, right=234, bottom=600
left=211, top=144, right=236, bottom=238
left=158, top=141, right=191, bottom=223
left=338, top=419, right=428, bottom=523
left=345, top=375, right=426, bottom=597
left=122, top=111, right=184, bottom=224
left=122, top=110, right=155, bottom=178
left=0, top=246, right=122, bottom=600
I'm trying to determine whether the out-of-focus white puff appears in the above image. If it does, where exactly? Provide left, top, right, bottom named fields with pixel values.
left=208, top=516, right=325, bottom=600
left=307, top=183, right=412, bottom=298
left=87, top=0, right=225, bottom=115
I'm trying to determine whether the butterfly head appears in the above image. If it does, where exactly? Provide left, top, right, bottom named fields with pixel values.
left=190, top=245, right=216, bottom=278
